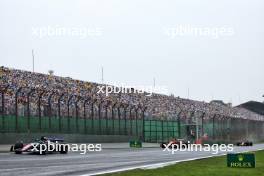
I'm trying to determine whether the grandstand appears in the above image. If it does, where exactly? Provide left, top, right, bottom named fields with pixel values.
left=1, top=66, right=264, bottom=143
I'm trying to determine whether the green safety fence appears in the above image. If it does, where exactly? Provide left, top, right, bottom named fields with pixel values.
left=0, top=115, right=143, bottom=137
left=143, top=120, right=179, bottom=142
left=1, top=115, right=264, bottom=143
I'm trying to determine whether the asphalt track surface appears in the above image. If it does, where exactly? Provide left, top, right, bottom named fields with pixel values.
left=1, top=144, right=264, bottom=176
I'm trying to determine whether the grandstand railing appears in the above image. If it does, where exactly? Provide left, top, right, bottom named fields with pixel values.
left=1, top=85, right=264, bottom=143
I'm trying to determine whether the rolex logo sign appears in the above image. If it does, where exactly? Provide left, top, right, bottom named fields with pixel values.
left=227, top=153, right=255, bottom=168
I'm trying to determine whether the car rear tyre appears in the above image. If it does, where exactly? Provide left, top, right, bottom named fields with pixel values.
left=160, top=143, right=166, bottom=148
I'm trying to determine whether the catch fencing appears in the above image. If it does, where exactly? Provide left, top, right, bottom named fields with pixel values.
left=1, top=86, right=264, bottom=143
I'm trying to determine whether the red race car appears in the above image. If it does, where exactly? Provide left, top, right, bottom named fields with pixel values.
left=160, top=138, right=189, bottom=149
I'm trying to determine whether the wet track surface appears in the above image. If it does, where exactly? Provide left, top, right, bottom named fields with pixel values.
left=1, top=144, right=264, bottom=176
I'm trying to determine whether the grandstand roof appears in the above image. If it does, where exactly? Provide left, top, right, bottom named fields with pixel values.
left=237, top=101, right=264, bottom=115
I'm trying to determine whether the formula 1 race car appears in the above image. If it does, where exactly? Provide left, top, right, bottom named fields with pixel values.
left=236, top=140, right=253, bottom=146
left=160, top=138, right=189, bottom=149
left=10, top=136, right=69, bottom=155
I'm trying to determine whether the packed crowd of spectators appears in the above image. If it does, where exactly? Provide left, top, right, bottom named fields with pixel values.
left=0, top=66, right=263, bottom=122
